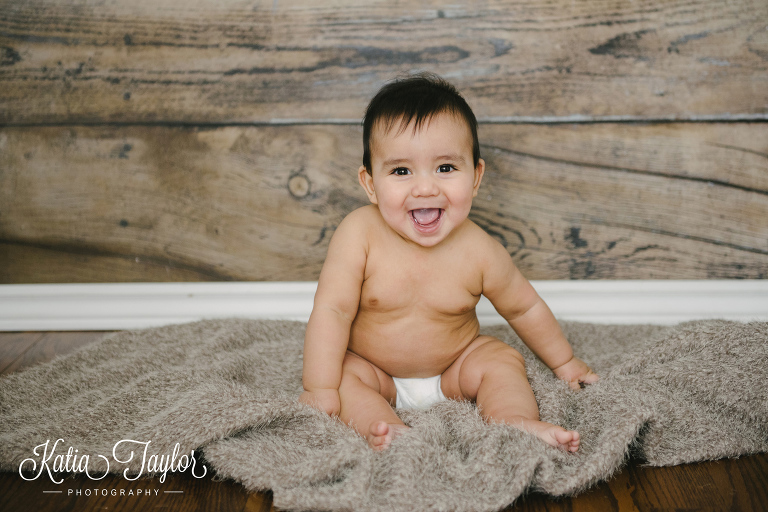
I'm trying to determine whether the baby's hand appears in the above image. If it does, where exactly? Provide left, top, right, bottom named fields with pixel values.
left=552, top=356, right=599, bottom=390
left=299, top=388, right=341, bottom=417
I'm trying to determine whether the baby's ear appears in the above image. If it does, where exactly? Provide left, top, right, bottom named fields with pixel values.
left=358, top=165, right=378, bottom=204
left=472, top=159, right=486, bottom=198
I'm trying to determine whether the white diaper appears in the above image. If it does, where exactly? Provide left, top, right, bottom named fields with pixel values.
left=392, top=375, right=447, bottom=410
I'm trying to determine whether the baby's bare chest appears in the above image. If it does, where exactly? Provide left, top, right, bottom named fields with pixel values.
left=360, top=250, right=482, bottom=317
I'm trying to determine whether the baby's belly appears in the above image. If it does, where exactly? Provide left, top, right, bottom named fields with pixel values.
left=348, top=312, right=480, bottom=378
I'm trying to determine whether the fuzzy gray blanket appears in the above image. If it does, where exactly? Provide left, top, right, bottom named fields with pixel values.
left=1, top=318, right=766, bottom=511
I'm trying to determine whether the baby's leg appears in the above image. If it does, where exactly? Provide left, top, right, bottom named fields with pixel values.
left=338, top=351, right=408, bottom=451
left=441, top=336, right=580, bottom=452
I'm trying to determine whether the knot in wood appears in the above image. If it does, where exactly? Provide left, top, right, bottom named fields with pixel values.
left=288, top=174, right=310, bottom=198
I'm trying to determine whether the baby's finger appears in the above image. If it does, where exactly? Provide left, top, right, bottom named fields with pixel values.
left=581, top=370, right=600, bottom=384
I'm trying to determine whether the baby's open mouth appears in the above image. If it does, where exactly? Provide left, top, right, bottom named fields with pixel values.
left=410, top=208, right=443, bottom=228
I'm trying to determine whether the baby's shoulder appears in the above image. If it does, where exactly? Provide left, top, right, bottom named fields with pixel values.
left=457, top=220, right=511, bottom=262
left=330, top=205, right=379, bottom=246
left=337, top=205, right=380, bottom=233
left=460, top=219, right=500, bottom=247
left=344, top=204, right=379, bottom=222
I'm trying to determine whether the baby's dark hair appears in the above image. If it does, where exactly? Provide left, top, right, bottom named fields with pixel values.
left=362, top=72, right=480, bottom=173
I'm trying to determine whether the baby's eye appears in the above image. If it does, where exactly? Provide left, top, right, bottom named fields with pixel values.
left=391, top=167, right=411, bottom=176
left=437, top=164, right=456, bottom=173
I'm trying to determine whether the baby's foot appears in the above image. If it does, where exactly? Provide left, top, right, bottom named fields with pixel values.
left=527, top=422, right=580, bottom=452
left=367, top=421, right=410, bottom=451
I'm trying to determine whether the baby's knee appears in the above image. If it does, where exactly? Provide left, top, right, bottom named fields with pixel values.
left=472, top=340, right=527, bottom=374
left=340, top=351, right=380, bottom=390
left=498, top=344, right=526, bottom=368
left=485, top=345, right=526, bottom=375
left=458, top=339, right=526, bottom=393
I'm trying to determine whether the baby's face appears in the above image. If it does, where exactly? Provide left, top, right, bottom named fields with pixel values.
left=359, top=112, right=485, bottom=248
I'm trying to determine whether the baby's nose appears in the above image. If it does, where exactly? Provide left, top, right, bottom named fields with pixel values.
left=412, top=174, right=439, bottom=196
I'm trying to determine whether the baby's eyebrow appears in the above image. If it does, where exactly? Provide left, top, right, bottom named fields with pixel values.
left=435, top=153, right=467, bottom=163
left=382, top=158, right=410, bottom=168
left=380, top=154, right=467, bottom=168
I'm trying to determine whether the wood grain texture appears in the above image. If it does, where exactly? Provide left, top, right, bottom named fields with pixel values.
left=1, top=0, right=766, bottom=124
left=478, top=123, right=768, bottom=279
left=0, top=471, right=273, bottom=512
left=0, top=124, right=367, bottom=282
left=0, top=332, right=108, bottom=374
left=1, top=123, right=766, bottom=283
left=0, top=332, right=43, bottom=374
left=0, top=332, right=112, bottom=375
left=510, top=454, right=768, bottom=511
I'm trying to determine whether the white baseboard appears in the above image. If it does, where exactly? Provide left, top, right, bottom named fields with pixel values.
left=0, top=281, right=766, bottom=331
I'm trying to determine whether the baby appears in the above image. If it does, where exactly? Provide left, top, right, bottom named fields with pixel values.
left=299, top=73, right=598, bottom=452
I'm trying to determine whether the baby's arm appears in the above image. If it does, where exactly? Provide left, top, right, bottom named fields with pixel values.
left=480, top=235, right=598, bottom=389
left=300, top=213, right=367, bottom=415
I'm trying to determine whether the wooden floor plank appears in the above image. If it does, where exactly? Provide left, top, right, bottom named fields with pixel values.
left=243, top=491, right=276, bottom=512
left=0, top=471, right=274, bottom=512
left=506, top=454, right=768, bottom=511
left=1, top=331, right=110, bottom=374
left=0, top=332, right=45, bottom=375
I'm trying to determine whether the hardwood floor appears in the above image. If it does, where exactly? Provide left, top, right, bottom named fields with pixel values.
left=1, top=331, right=766, bottom=512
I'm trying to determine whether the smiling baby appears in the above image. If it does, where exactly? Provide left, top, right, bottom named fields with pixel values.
left=299, top=73, right=598, bottom=451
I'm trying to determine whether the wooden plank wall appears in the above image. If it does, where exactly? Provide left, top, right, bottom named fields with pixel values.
left=1, top=0, right=767, bottom=283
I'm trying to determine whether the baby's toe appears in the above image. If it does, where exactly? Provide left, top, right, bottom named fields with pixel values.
left=370, top=421, right=390, bottom=437
left=566, top=431, right=580, bottom=452
left=367, top=422, right=393, bottom=450
left=553, top=429, right=580, bottom=452
left=553, top=429, right=572, bottom=444
left=584, top=372, right=600, bottom=384
left=370, top=436, right=391, bottom=451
